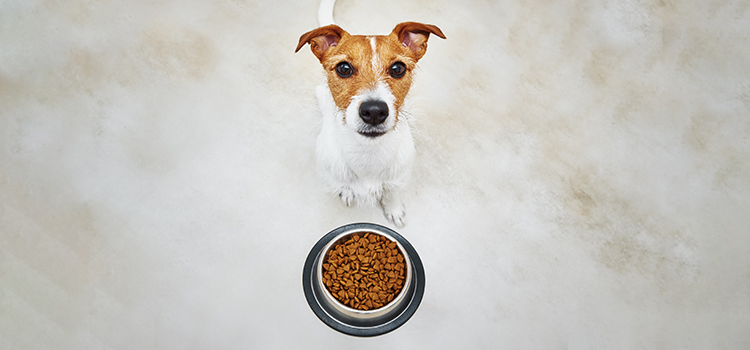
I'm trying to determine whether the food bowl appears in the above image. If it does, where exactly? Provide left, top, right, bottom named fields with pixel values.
left=302, top=223, right=425, bottom=337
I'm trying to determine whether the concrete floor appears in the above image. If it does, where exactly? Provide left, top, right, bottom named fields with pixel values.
left=2, top=0, right=749, bottom=348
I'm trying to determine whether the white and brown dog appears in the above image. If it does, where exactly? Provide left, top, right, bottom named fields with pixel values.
left=296, top=5, right=445, bottom=227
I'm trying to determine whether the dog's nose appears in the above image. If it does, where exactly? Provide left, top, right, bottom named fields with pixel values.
left=359, top=100, right=389, bottom=125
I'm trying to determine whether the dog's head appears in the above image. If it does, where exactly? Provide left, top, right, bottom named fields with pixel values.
left=296, top=22, right=445, bottom=138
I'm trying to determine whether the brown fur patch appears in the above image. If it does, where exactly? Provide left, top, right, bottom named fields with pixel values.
left=298, top=23, right=446, bottom=113
left=321, top=33, right=416, bottom=112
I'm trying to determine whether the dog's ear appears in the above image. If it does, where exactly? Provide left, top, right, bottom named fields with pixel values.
left=296, top=25, right=347, bottom=61
left=391, top=22, right=446, bottom=61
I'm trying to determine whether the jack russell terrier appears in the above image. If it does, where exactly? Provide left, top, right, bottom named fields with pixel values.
left=296, top=2, right=445, bottom=227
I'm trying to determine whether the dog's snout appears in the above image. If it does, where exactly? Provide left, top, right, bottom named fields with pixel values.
left=359, top=100, right=389, bottom=125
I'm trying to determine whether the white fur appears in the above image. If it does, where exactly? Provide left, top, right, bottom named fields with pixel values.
left=370, top=37, right=379, bottom=72
left=315, top=81, right=415, bottom=227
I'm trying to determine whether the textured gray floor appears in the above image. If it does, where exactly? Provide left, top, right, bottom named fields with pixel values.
left=1, top=0, right=749, bottom=348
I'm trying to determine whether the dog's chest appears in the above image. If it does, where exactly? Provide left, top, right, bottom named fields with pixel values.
left=344, top=142, right=402, bottom=178
left=333, top=126, right=415, bottom=182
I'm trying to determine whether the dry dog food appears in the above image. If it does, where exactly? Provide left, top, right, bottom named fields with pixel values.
left=321, top=232, right=406, bottom=310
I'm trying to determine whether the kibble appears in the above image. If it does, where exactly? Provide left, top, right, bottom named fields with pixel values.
left=321, top=232, right=406, bottom=310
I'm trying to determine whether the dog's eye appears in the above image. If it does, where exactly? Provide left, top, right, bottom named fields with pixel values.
left=389, top=62, right=406, bottom=79
left=335, top=62, right=354, bottom=78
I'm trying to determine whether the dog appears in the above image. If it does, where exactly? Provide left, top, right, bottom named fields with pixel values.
left=295, top=3, right=445, bottom=227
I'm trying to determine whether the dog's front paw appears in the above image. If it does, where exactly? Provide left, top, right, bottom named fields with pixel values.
left=382, top=200, right=406, bottom=228
left=338, top=188, right=355, bottom=207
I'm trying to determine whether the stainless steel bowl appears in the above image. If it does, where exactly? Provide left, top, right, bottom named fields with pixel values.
left=303, top=223, right=425, bottom=337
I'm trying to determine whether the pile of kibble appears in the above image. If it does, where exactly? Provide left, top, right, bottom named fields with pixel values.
left=321, top=232, right=406, bottom=310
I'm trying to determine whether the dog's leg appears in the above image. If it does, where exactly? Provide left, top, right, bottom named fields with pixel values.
left=380, top=190, right=406, bottom=228
left=338, top=187, right=355, bottom=207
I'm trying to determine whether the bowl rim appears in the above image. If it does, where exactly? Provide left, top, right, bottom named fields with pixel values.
left=302, top=222, right=425, bottom=337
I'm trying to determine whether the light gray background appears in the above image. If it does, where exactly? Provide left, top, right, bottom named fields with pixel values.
left=1, top=0, right=749, bottom=348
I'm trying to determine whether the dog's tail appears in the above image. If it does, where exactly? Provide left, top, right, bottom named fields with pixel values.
left=318, top=0, right=336, bottom=26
